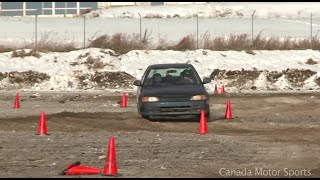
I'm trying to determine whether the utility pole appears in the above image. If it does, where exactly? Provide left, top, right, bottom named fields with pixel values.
left=311, top=12, right=313, bottom=50
left=138, top=13, right=142, bottom=42
left=83, top=16, right=86, bottom=48
left=251, top=10, right=256, bottom=49
left=35, top=14, right=38, bottom=49
left=197, top=13, right=199, bottom=49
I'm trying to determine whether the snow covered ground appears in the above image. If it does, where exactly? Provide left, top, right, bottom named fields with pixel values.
left=1, top=3, right=320, bottom=93
left=88, top=2, right=320, bottom=19
left=1, top=48, right=320, bottom=93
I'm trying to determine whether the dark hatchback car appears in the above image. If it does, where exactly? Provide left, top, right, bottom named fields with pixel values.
left=133, top=63, right=211, bottom=120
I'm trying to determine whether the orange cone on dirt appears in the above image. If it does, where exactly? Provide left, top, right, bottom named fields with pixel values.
left=59, top=161, right=81, bottom=175
left=225, top=100, right=233, bottom=119
left=221, top=84, right=225, bottom=94
left=199, top=110, right=208, bottom=134
left=65, top=163, right=101, bottom=175
left=103, top=135, right=118, bottom=176
left=214, top=84, right=219, bottom=94
left=121, top=92, right=127, bottom=108
left=37, top=112, right=48, bottom=135
left=13, top=93, right=20, bottom=108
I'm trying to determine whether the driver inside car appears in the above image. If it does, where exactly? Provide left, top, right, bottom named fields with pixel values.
left=180, top=70, right=194, bottom=84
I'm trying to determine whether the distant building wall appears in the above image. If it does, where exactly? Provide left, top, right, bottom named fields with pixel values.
left=0, top=2, right=209, bottom=16
left=0, top=2, right=97, bottom=16
left=97, top=2, right=206, bottom=9
left=97, top=2, right=151, bottom=9
left=164, top=2, right=207, bottom=5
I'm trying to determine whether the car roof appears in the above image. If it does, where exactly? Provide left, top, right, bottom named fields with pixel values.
left=148, top=63, right=194, bottom=69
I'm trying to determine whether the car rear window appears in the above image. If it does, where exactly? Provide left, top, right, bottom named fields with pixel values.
left=143, top=67, right=201, bottom=85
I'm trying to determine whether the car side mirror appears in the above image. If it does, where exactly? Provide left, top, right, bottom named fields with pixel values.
left=202, top=77, right=211, bottom=84
left=134, top=80, right=142, bottom=86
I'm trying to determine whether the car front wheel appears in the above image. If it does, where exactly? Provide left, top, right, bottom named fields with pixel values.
left=194, top=111, right=210, bottom=121
left=137, top=106, right=148, bottom=119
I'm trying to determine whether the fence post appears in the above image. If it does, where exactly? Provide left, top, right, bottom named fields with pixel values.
left=41, top=2, right=44, bottom=15
left=197, top=13, right=199, bottom=49
left=52, top=2, right=55, bottom=16
left=64, top=2, right=67, bottom=18
left=35, top=14, right=38, bottom=49
left=23, top=2, right=26, bottom=16
left=251, top=10, right=256, bottom=49
left=83, top=16, right=86, bottom=48
left=311, top=12, right=313, bottom=50
left=77, top=2, right=80, bottom=16
left=138, top=13, right=142, bottom=42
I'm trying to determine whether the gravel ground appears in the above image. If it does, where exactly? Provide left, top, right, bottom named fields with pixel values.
left=0, top=90, right=319, bottom=178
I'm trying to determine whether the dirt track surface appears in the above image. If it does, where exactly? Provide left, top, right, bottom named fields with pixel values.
left=0, top=91, right=319, bottom=178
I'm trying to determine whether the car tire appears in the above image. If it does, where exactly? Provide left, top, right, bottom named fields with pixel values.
left=206, top=111, right=211, bottom=120
left=194, top=115, right=199, bottom=121
left=139, top=113, right=148, bottom=119
left=137, top=107, right=143, bottom=119
left=194, top=111, right=210, bottom=121
left=137, top=107, right=148, bottom=119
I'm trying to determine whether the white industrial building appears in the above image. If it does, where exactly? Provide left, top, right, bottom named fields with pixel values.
left=0, top=2, right=208, bottom=16
left=98, top=2, right=207, bottom=8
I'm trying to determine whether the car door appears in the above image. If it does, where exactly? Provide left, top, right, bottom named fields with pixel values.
left=136, top=66, right=151, bottom=106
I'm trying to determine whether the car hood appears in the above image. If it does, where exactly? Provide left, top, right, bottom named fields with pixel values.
left=141, top=84, right=207, bottom=97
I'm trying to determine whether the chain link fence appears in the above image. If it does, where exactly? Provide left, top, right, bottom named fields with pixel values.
left=0, top=11, right=320, bottom=52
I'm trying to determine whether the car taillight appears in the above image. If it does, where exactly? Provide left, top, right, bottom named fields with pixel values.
left=142, top=97, right=159, bottom=102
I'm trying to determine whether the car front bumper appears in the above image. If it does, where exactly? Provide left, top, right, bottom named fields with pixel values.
left=140, top=100, right=210, bottom=117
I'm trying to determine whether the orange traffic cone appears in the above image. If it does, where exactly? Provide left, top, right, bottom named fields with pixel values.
left=121, top=92, right=127, bottom=108
left=65, top=163, right=101, bottom=175
left=59, top=161, right=81, bottom=175
left=221, top=84, right=225, bottom=94
left=103, top=136, right=118, bottom=176
left=199, top=110, right=208, bottom=134
left=13, top=93, right=20, bottom=108
left=225, top=100, right=233, bottom=119
left=37, top=112, right=47, bottom=135
left=214, top=84, right=219, bottom=94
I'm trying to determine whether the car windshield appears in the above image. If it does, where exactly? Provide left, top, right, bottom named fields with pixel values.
left=143, top=67, right=201, bottom=86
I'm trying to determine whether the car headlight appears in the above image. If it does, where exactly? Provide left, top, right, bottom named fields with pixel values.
left=142, top=97, right=159, bottom=102
left=190, top=95, right=207, bottom=100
